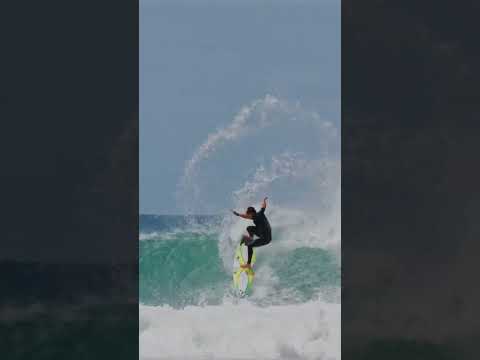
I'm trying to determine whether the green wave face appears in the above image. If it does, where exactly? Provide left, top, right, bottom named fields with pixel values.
left=139, top=229, right=340, bottom=307
left=140, top=232, right=229, bottom=307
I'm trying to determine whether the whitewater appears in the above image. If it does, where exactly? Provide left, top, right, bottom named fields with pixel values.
left=140, top=95, right=340, bottom=360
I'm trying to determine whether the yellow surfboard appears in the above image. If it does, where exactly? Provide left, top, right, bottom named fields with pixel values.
left=232, top=243, right=256, bottom=296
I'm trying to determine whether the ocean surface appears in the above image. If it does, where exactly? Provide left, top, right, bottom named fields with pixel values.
left=139, top=214, right=341, bottom=360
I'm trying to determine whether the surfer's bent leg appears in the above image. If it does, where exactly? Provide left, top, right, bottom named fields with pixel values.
left=246, top=226, right=257, bottom=238
left=245, top=226, right=262, bottom=264
left=244, top=226, right=273, bottom=263
left=247, top=237, right=272, bottom=264
left=251, top=236, right=271, bottom=247
left=247, top=246, right=253, bottom=265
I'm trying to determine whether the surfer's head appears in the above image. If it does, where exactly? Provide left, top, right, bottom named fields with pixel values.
left=246, top=207, right=256, bottom=215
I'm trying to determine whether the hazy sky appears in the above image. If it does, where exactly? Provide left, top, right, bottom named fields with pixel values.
left=140, top=0, right=340, bottom=214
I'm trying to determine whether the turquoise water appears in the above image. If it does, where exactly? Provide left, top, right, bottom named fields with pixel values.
left=139, top=215, right=340, bottom=307
left=140, top=232, right=229, bottom=307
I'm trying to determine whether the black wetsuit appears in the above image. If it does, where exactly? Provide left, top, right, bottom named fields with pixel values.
left=243, top=207, right=272, bottom=264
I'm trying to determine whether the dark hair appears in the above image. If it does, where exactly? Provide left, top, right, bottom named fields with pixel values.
left=246, top=206, right=256, bottom=215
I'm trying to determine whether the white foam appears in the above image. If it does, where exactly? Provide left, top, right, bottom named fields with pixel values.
left=139, top=223, right=221, bottom=241
left=180, top=95, right=286, bottom=186
left=176, top=95, right=337, bottom=214
left=139, top=232, right=162, bottom=241
left=139, top=299, right=340, bottom=360
left=218, top=154, right=340, bottom=270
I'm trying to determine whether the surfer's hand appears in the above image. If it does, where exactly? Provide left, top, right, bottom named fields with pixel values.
left=231, top=210, right=239, bottom=216
left=261, top=197, right=268, bottom=208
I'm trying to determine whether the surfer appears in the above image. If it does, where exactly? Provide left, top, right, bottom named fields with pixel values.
left=232, top=197, right=271, bottom=269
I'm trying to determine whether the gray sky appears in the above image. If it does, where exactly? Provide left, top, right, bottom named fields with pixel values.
left=140, top=0, right=340, bottom=214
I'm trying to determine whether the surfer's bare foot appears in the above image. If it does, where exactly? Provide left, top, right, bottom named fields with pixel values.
left=240, top=263, right=252, bottom=269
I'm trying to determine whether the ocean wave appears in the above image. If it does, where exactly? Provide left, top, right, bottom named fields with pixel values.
left=139, top=229, right=339, bottom=308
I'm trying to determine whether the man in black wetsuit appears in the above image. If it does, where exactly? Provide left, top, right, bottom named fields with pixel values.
left=232, top=197, right=271, bottom=269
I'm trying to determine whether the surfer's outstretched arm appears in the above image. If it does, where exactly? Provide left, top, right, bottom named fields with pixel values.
left=231, top=210, right=252, bottom=219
